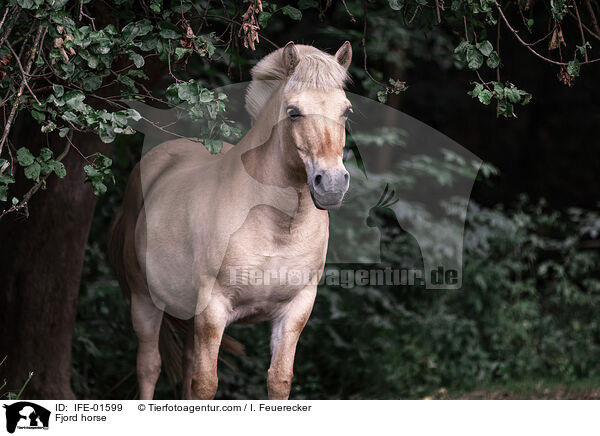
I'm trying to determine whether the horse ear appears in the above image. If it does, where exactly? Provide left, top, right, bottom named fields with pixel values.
left=282, top=41, right=300, bottom=75
left=335, top=41, right=352, bottom=70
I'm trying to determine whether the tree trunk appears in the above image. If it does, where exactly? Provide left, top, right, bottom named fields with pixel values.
left=0, top=121, right=108, bottom=399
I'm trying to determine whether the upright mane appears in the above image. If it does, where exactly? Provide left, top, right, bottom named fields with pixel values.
left=245, top=44, right=349, bottom=120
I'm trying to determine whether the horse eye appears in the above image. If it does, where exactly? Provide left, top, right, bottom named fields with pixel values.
left=343, top=106, right=353, bottom=118
left=287, top=106, right=302, bottom=120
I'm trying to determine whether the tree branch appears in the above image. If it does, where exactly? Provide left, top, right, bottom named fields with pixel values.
left=494, top=0, right=600, bottom=66
left=5, top=41, right=42, bottom=105
left=583, top=0, right=600, bottom=35
left=0, top=8, right=21, bottom=49
left=573, top=0, right=589, bottom=62
left=0, top=25, right=45, bottom=158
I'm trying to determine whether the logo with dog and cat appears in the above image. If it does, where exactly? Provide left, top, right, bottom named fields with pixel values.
left=2, top=402, right=50, bottom=433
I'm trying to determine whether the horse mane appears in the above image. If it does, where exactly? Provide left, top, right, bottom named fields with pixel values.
left=245, top=44, right=349, bottom=120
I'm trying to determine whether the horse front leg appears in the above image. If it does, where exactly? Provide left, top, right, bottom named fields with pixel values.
left=268, top=287, right=317, bottom=400
left=191, top=298, right=228, bottom=400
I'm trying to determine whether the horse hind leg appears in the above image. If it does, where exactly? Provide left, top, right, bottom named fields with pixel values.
left=181, top=319, right=195, bottom=399
left=131, top=292, right=164, bottom=400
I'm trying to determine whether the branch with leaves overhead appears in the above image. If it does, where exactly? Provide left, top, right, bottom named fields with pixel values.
left=383, top=0, right=600, bottom=116
left=0, top=0, right=260, bottom=218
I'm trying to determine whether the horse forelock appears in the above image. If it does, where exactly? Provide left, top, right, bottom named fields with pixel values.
left=245, top=45, right=349, bottom=120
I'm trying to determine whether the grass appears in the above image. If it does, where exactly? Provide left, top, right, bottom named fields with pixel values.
left=425, top=377, right=600, bottom=400
left=0, top=356, right=34, bottom=400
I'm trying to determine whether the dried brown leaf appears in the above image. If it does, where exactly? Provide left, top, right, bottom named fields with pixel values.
left=548, top=28, right=565, bottom=51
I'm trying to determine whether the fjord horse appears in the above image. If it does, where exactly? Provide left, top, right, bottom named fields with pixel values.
left=108, top=42, right=353, bottom=400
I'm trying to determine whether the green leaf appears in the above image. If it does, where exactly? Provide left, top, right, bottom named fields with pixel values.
left=486, top=51, right=500, bottom=68
left=64, top=91, right=86, bottom=111
left=259, top=11, right=272, bottom=27
left=576, top=42, right=592, bottom=56
left=52, top=84, right=64, bottom=98
left=567, top=59, right=580, bottom=76
left=122, top=20, right=154, bottom=42
left=498, top=101, right=516, bottom=118
left=16, top=148, right=35, bottom=167
left=388, top=0, right=402, bottom=10
left=126, top=109, right=142, bottom=121
left=117, top=74, right=137, bottom=90
left=84, top=165, right=101, bottom=179
left=505, top=87, right=522, bottom=104
left=111, top=111, right=128, bottom=127
left=220, top=123, right=231, bottom=136
left=129, top=52, right=145, bottom=68
left=24, top=162, right=41, bottom=181
left=0, top=186, right=6, bottom=202
left=468, top=82, right=483, bottom=98
left=49, top=161, right=67, bottom=178
left=92, top=181, right=107, bottom=196
left=550, top=0, right=566, bottom=19
left=0, top=174, right=14, bottom=185
left=31, top=110, right=45, bottom=123
left=140, top=35, right=159, bottom=51
left=98, top=123, right=116, bottom=143
left=160, top=28, right=181, bottom=39
left=17, top=0, right=44, bottom=10
left=61, top=111, right=79, bottom=123
left=493, top=82, right=505, bottom=98
left=59, top=128, right=70, bottom=138
left=527, top=18, right=534, bottom=27
left=175, top=47, right=191, bottom=60
left=39, top=148, right=53, bottom=162
left=377, top=90, right=388, bottom=103
left=150, top=0, right=162, bottom=13
left=199, top=88, right=214, bottom=103
left=282, top=5, right=302, bottom=20
left=476, top=41, right=494, bottom=57
left=204, top=138, right=223, bottom=154
left=82, top=74, right=103, bottom=92
left=466, top=46, right=484, bottom=70
left=478, top=89, right=493, bottom=105
left=50, top=0, right=69, bottom=9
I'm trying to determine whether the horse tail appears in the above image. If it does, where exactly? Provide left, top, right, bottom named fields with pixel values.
left=159, top=315, right=185, bottom=384
left=107, top=163, right=145, bottom=301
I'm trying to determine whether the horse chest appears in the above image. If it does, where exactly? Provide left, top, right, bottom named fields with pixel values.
left=218, top=205, right=328, bottom=322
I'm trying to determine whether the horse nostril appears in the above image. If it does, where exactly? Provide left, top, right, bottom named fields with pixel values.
left=344, top=173, right=349, bottom=182
left=314, top=174, right=322, bottom=186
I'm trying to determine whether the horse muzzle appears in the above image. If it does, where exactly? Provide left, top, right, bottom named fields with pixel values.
left=308, top=167, right=349, bottom=210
